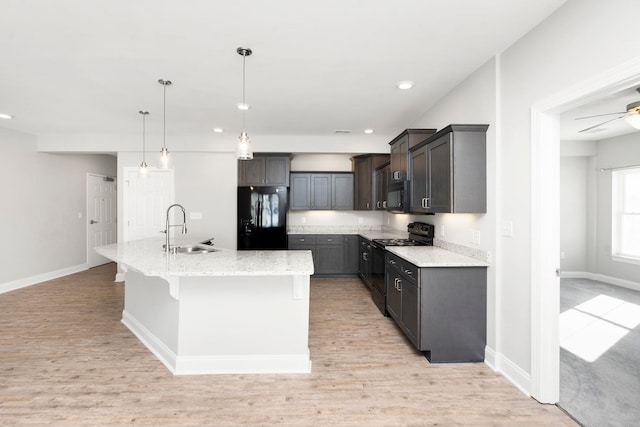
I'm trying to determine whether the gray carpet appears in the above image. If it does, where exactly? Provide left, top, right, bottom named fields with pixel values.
left=559, top=278, right=640, bottom=427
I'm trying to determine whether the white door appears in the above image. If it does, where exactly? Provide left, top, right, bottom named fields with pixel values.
left=87, top=174, right=117, bottom=268
left=124, top=168, right=174, bottom=241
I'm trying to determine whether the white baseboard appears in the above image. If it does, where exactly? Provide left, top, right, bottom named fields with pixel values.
left=561, top=271, right=640, bottom=292
left=484, top=346, right=530, bottom=397
left=121, top=310, right=312, bottom=375
left=0, top=263, right=88, bottom=294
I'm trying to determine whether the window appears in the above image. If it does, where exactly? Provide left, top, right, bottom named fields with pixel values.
left=612, top=167, right=640, bottom=264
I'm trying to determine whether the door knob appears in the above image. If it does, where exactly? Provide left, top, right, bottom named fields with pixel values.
left=90, top=219, right=99, bottom=224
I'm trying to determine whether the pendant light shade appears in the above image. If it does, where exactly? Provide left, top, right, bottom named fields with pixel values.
left=138, top=110, right=149, bottom=175
left=158, top=79, right=172, bottom=168
left=236, top=47, right=253, bottom=160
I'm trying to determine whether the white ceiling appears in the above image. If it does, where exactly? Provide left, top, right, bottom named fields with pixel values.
left=0, top=0, right=567, bottom=142
left=559, top=86, right=640, bottom=141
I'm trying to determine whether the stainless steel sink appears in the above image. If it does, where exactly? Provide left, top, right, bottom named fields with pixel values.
left=175, top=244, right=219, bottom=254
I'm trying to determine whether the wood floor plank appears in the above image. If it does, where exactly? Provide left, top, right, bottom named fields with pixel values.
left=0, top=264, right=576, bottom=426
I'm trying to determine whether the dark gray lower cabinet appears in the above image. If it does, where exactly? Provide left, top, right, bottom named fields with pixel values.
left=386, top=252, right=487, bottom=362
left=288, top=234, right=358, bottom=277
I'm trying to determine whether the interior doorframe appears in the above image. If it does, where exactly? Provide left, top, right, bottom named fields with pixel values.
left=86, top=173, right=117, bottom=268
left=530, top=57, right=640, bottom=403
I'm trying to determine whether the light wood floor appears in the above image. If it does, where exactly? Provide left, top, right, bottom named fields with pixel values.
left=0, top=263, right=576, bottom=426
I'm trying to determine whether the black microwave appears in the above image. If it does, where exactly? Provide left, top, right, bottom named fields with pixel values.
left=387, top=180, right=410, bottom=213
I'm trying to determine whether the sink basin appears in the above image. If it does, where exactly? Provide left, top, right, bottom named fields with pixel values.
left=175, top=244, right=219, bottom=254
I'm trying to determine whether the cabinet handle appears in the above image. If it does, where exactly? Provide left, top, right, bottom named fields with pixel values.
left=382, top=201, right=387, bottom=208
left=327, top=239, right=333, bottom=242
left=363, top=253, right=368, bottom=261
left=366, top=202, right=370, bottom=209
left=300, top=239, right=305, bottom=242
left=425, top=197, right=431, bottom=209
left=395, top=278, right=402, bottom=291
left=404, top=269, right=413, bottom=276
left=376, top=201, right=381, bottom=208
left=394, top=278, right=399, bottom=290
left=389, top=259, right=396, bottom=265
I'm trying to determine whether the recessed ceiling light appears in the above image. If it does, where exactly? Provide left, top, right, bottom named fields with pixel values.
left=236, top=103, right=250, bottom=111
left=396, top=81, right=414, bottom=90
left=213, top=128, right=223, bottom=133
left=364, top=129, right=374, bottom=134
left=0, top=113, right=13, bottom=120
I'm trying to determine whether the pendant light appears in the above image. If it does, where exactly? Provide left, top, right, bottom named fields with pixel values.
left=158, top=79, right=172, bottom=168
left=236, top=47, right=253, bottom=160
left=138, top=110, right=150, bottom=175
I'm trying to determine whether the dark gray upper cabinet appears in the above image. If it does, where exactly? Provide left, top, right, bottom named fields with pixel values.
left=290, top=173, right=311, bottom=210
left=351, top=154, right=390, bottom=210
left=238, top=153, right=290, bottom=186
left=374, top=162, right=390, bottom=210
left=310, top=173, right=332, bottom=209
left=290, top=172, right=354, bottom=211
left=409, top=144, right=428, bottom=213
left=409, top=124, right=488, bottom=214
left=388, top=129, right=437, bottom=184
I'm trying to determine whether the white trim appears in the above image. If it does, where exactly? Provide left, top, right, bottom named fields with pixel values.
left=530, top=108, right=561, bottom=403
left=530, top=56, right=640, bottom=404
left=122, top=310, right=312, bottom=375
left=485, top=347, right=530, bottom=397
left=560, top=271, right=640, bottom=293
left=0, top=263, right=88, bottom=294
left=122, top=310, right=177, bottom=372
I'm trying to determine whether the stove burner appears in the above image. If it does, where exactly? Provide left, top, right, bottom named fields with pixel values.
left=373, top=238, right=425, bottom=247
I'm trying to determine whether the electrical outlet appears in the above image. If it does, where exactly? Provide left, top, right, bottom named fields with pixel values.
left=301, top=217, right=306, bottom=224
left=560, top=251, right=566, bottom=260
left=469, top=230, right=481, bottom=244
left=358, top=217, right=363, bottom=224
left=501, top=220, right=514, bottom=237
left=486, top=251, right=492, bottom=263
left=189, top=212, right=203, bottom=220
left=440, top=225, right=445, bottom=237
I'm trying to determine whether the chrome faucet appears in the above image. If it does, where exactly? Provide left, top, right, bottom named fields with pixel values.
left=165, top=203, right=187, bottom=253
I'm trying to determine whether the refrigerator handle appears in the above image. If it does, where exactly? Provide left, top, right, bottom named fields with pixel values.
left=256, top=200, right=262, bottom=228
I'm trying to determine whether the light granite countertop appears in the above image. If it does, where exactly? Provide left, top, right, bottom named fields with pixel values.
left=95, top=237, right=314, bottom=277
left=386, top=246, right=489, bottom=267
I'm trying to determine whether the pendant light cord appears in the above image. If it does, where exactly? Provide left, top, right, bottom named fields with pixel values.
left=142, top=113, right=146, bottom=162
left=242, top=53, right=246, bottom=131
left=163, top=83, right=167, bottom=150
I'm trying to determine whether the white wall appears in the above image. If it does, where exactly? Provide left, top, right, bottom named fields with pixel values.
left=594, top=132, right=640, bottom=282
left=117, top=151, right=237, bottom=249
left=496, top=0, right=640, bottom=388
left=0, top=127, right=116, bottom=288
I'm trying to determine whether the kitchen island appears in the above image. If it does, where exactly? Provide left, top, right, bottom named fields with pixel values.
left=95, top=237, right=314, bottom=375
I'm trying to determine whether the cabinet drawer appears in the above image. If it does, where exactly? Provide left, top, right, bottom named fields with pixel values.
left=288, top=235, right=316, bottom=245
left=316, top=235, right=342, bottom=245
left=386, top=253, right=418, bottom=283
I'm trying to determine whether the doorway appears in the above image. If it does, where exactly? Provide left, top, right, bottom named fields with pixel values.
left=87, top=173, right=117, bottom=268
left=122, top=167, right=174, bottom=242
left=530, top=59, right=640, bottom=403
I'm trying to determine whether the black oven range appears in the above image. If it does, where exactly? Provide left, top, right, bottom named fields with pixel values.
left=367, top=222, right=434, bottom=315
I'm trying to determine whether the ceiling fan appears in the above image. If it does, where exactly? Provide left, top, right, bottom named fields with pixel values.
left=575, top=87, right=640, bottom=133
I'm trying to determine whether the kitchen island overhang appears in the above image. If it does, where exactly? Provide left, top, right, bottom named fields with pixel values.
left=96, top=238, right=314, bottom=375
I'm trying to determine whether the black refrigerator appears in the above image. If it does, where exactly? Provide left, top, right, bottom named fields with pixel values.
left=237, top=186, right=288, bottom=250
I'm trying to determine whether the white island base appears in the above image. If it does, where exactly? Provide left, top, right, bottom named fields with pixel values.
left=122, top=270, right=312, bottom=375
